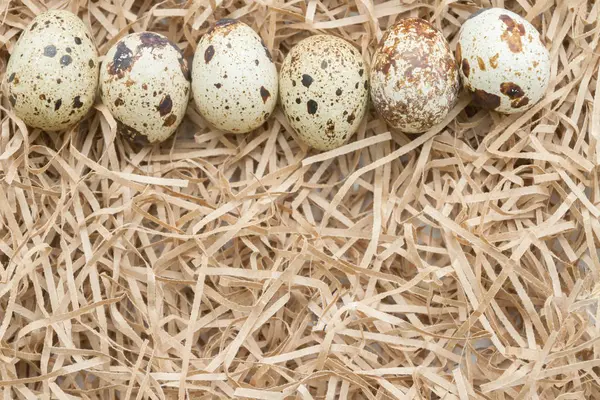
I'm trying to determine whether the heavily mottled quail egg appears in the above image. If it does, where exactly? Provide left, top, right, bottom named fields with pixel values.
left=457, top=8, right=550, bottom=114
left=370, top=18, right=460, bottom=133
left=100, top=32, right=190, bottom=144
left=279, top=35, right=369, bottom=151
left=192, top=19, right=278, bottom=134
left=5, top=10, right=99, bottom=131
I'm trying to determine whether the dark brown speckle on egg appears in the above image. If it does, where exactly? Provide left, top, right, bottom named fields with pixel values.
left=462, top=59, right=470, bottom=77
left=260, top=86, right=270, bottom=103
left=204, top=45, right=215, bottom=63
left=73, top=96, right=83, bottom=109
left=163, top=114, right=177, bottom=127
left=301, top=74, right=313, bottom=88
left=307, top=99, right=318, bottom=115
left=44, top=45, right=57, bottom=57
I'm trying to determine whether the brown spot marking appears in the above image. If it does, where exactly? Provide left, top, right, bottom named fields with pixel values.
left=214, top=83, right=222, bottom=89
left=30, top=22, right=38, bottom=31
left=60, top=54, right=72, bottom=66
left=204, top=45, right=215, bottom=63
left=326, top=119, right=335, bottom=136
left=66, top=47, right=72, bottom=53
left=114, top=97, right=124, bottom=107
left=533, top=60, right=539, bottom=67
left=511, top=96, right=529, bottom=108
left=500, top=82, right=525, bottom=99
left=301, top=74, right=313, bottom=88
left=346, top=112, right=356, bottom=124
left=489, top=54, right=500, bottom=69
left=7, top=73, right=16, bottom=83
left=260, top=86, right=270, bottom=103
left=462, top=59, right=470, bottom=77
left=74, top=37, right=82, bottom=45
left=163, top=114, right=177, bottom=127
left=142, top=83, right=148, bottom=90
left=73, top=96, right=83, bottom=109
left=89, top=59, right=95, bottom=68
left=125, top=79, right=136, bottom=87
left=307, top=100, right=318, bottom=115
left=118, top=121, right=149, bottom=145
left=39, top=94, right=46, bottom=100
left=54, top=99, right=62, bottom=110
left=477, top=57, right=486, bottom=71
left=471, top=88, right=501, bottom=109
left=157, top=95, right=173, bottom=117
left=336, top=88, right=342, bottom=96
left=139, top=32, right=170, bottom=49
left=455, top=43, right=462, bottom=63
left=9, top=94, right=16, bottom=107
left=108, top=42, right=136, bottom=78
left=44, top=45, right=57, bottom=57
left=499, top=15, right=525, bottom=53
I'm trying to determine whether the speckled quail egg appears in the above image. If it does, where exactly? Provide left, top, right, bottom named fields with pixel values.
left=192, top=19, right=278, bottom=134
left=370, top=18, right=460, bottom=134
left=100, top=32, right=190, bottom=144
left=279, top=35, right=369, bottom=151
left=456, top=8, right=550, bottom=114
left=5, top=10, right=99, bottom=131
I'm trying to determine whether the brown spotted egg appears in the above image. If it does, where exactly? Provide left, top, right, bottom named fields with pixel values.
left=279, top=35, right=369, bottom=151
left=370, top=18, right=460, bottom=134
left=457, top=8, right=550, bottom=114
left=100, top=32, right=190, bottom=144
left=5, top=10, right=99, bottom=131
left=192, top=19, right=278, bottom=134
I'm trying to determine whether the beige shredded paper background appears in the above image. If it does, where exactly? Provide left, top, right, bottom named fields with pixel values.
left=1, top=0, right=600, bottom=398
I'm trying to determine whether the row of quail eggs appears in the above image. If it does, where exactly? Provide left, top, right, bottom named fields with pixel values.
left=5, top=8, right=550, bottom=151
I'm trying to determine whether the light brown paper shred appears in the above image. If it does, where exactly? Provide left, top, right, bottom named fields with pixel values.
left=1, top=0, right=599, bottom=398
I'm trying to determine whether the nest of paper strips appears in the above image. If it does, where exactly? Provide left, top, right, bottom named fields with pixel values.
left=0, top=0, right=599, bottom=398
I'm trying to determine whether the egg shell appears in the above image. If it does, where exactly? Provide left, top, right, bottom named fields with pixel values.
left=457, top=8, right=550, bottom=114
left=5, top=10, right=99, bottom=131
left=100, top=32, right=190, bottom=144
left=279, top=35, right=369, bottom=151
left=370, top=18, right=460, bottom=134
left=192, top=19, right=278, bottom=134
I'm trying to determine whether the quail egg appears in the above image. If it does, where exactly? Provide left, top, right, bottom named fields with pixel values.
left=370, top=18, right=460, bottom=133
left=100, top=32, right=190, bottom=144
left=192, top=19, right=278, bottom=134
left=279, top=35, right=369, bottom=151
left=456, top=8, right=551, bottom=113
left=5, top=10, right=99, bottom=131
